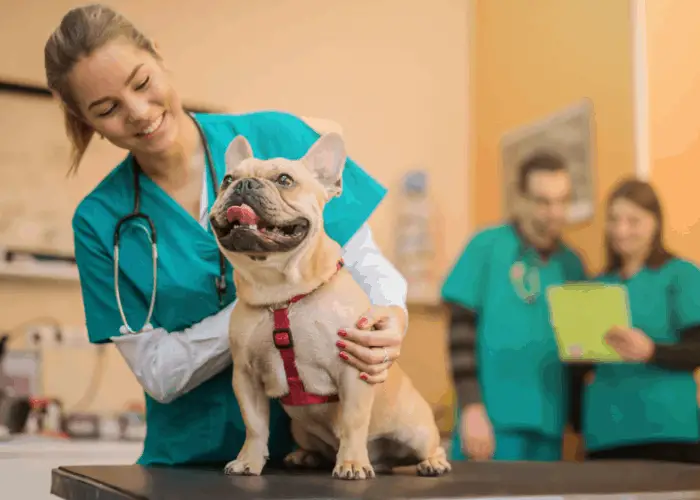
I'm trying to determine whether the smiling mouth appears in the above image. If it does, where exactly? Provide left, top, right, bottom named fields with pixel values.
left=135, top=112, right=165, bottom=137
left=211, top=203, right=310, bottom=253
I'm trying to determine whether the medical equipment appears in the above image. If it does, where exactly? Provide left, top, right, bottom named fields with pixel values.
left=113, top=112, right=227, bottom=334
left=509, top=259, right=540, bottom=304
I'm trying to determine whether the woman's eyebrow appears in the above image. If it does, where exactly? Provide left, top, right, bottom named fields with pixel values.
left=88, top=63, right=145, bottom=110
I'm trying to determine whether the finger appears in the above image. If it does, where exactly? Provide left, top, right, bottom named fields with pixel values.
left=338, top=327, right=402, bottom=348
left=338, top=348, right=392, bottom=376
left=356, top=308, right=384, bottom=330
left=358, top=370, right=389, bottom=385
left=337, top=339, right=399, bottom=366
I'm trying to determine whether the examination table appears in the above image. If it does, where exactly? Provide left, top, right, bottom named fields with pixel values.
left=50, top=460, right=700, bottom=499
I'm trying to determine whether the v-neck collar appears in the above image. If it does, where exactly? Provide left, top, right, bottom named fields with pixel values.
left=128, top=114, right=221, bottom=242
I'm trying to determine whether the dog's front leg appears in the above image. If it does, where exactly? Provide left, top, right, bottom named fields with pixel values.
left=333, top=370, right=376, bottom=480
left=224, top=365, right=270, bottom=476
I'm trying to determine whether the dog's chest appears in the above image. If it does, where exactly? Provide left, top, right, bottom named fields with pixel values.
left=243, top=302, right=345, bottom=399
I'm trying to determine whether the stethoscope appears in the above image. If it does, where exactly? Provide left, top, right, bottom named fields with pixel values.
left=509, top=250, right=541, bottom=304
left=113, top=112, right=227, bottom=334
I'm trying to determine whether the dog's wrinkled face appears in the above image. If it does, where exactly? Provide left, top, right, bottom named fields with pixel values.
left=209, top=132, right=346, bottom=257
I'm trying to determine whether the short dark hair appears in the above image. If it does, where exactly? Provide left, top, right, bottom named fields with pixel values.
left=517, top=151, right=567, bottom=194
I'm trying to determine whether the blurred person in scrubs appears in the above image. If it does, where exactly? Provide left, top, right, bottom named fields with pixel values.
left=45, top=5, right=408, bottom=466
left=577, top=178, right=700, bottom=463
left=442, top=152, right=587, bottom=461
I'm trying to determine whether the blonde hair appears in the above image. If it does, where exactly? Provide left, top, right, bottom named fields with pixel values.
left=44, top=4, right=159, bottom=174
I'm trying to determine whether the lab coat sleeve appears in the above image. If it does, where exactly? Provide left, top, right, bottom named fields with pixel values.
left=110, top=301, right=236, bottom=404
left=342, top=223, right=409, bottom=333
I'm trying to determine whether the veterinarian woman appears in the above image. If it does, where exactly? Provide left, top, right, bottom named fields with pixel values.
left=45, top=5, right=408, bottom=466
left=576, top=179, right=700, bottom=463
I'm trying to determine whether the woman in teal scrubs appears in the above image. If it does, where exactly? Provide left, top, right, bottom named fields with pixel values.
left=45, top=5, right=409, bottom=466
left=578, top=178, right=700, bottom=463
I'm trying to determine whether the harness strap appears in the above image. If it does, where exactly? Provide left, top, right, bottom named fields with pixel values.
left=271, top=260, right=344, bottom=406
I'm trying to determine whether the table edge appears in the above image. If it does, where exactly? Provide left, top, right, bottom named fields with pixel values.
left=50, top=467, right=145, bottom=500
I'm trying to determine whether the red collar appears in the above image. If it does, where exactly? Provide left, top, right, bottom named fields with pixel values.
left=270, top=259, right=344, bottom=406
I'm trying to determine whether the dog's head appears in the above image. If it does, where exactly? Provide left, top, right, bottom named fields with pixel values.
left=209, top=132, right=346, bottom=264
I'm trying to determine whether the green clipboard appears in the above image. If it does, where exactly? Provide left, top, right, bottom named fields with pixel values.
left=546, top=282, right=630, bottom=362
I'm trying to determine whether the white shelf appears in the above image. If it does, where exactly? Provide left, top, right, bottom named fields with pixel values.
left=0, top=260, right=79, bottom=282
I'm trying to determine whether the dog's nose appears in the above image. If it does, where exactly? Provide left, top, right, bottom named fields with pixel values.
left=234, top=178, right=263, bottom=194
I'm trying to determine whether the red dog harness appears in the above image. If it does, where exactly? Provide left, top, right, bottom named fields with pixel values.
left=272, top=259, right=344, bottom=406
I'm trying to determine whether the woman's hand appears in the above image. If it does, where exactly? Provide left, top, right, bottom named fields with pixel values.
left=336, top=305, right=407, bottom=384
left=604, top=325, right=655, bottom=362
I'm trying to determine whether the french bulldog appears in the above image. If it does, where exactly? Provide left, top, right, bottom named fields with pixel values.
left=209, top=132, right=451, bottom=480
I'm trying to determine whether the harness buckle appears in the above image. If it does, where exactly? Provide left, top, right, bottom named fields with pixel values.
left=273, top=328, right=293, bottom=349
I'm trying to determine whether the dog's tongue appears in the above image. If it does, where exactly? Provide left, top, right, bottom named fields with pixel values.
left=227, top=204, right=259, bottom=225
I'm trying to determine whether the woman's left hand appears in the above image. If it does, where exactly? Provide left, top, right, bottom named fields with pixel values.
left=604, top=325, right=655, bottom=362
left=336, top=305, right=407, bottom=384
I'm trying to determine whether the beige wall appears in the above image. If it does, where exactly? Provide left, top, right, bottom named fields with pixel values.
left=0, top=0, right=471, bottom=425
left=646, top=0, right=700, bottom=262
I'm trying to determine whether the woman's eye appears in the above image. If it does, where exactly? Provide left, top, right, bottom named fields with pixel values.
left=98, top=105, right=117, bottom=117
left=135, top=76, right=150, bottom=91
left=276, top=174, right=294, bottom=187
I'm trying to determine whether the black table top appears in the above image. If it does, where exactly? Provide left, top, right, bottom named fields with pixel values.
left=50, top=461, right=700, bottom=500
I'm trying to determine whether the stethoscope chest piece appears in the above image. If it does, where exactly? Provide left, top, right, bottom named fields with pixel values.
left=510, top=259, right=540, bottom=304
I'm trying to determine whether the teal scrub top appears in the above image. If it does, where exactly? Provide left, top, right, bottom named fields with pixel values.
left=583, top=258, right=700, bottom=452
left=441, top=224, right=586, bottom=438
left=72, top=111, right=387, bottom=466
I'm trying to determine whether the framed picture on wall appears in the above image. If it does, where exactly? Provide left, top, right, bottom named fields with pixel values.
left=500, top=98, right=596, bottom=224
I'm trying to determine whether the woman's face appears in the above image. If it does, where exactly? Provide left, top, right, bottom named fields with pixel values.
left=67, top=38, right=185, bottom=156
left=606, top=197, right=657, bottom=260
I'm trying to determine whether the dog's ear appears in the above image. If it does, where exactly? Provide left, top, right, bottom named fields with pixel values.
left=301, top=132, right=346, bottom=199
left=225, top=135, right=254, bottom=172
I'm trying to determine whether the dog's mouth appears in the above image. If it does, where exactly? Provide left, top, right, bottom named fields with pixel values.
left=211, top=203, right=310, bottom=254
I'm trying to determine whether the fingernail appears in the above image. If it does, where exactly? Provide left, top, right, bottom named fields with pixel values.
left=336, top=340, right=346, bottom=349
left=360, top=373, right=368, bottom=381
left=338, top=329, right=347, bottom=337
left=357, top=318, right=368, bottom=328
left=339, top=352, right=349, bottom=360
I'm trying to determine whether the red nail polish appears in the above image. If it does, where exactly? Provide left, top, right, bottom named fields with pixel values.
left=339, top=352, right=349, bottom=360
left=338, top=330, right=347, bottom=337
left=357, top=318, right=368, bottom=328
left=360, top=373, right=368, bottom=381
left=336, top=340, right=346, bottom=349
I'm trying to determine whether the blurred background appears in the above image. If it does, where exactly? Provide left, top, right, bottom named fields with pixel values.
left=0, top=0, right=699, bottom=495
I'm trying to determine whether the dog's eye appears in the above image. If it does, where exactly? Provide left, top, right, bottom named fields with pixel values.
left=276, top=174, right=294, bottom=187
left=221, top=174, right=234, bottom=189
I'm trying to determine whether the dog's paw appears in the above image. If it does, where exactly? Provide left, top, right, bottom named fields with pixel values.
left=332, top=461, right=376, bottom=480
left=416, top=455, right=452, bottom=477
left=284, top=449, right=324, bottom=469
left=224, top=455, right=266, bottom=476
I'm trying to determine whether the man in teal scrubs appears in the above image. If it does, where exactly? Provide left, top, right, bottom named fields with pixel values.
left=442, top=152, right=587, bottom=461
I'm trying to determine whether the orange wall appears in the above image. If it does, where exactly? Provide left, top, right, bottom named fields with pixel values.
left=472, top=0, right=637, bottom=274
left=647, top=1, right=700, bottom=261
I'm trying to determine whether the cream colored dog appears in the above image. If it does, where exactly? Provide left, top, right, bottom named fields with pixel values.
left=209, top=132, right=450, bottom=480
